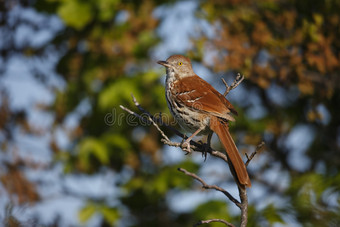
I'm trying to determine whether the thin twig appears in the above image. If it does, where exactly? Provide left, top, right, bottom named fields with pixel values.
left=178, top=168, right=241, bottom=208
left=223, top=73, right=245, bottom=96
left=119, top=105, right=150, bottom=125
left=146, top=115, right=171, bottom=142
left=194, top=219, right=235, bottom=227
left=120, top=104, right=178, bottom=147
left=131, top=94, right=184, bottom=138
left=245, top=141, right=265, bottom=167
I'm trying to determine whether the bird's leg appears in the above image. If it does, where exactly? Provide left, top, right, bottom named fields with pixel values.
left=198, top=132, right=213, bottom=160
left=202, top=132, right=213, bottom=161
left=181, top=127, right=203, bottom=153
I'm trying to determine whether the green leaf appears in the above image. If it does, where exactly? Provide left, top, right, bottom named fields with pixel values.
left=100, top=207, right=120, bottom=224
left=98, top=78, right=140, bottom=110
left=124, top=176, right=144, bottom=192
left=79, top=204, right=96, bottom=223
left=142, top=71, right=161, bottom=84
left=262, top=204, right=284, bottom=224
left=103, top=134, right=131, bottom=151
left=98, top=0, right=120, bottom=21
left=58, top=0, right=93, bottom=30
left=79, top=137, right=109, bottom=168
left=194, top=200, right=230, bottom=221
left=153, top=171, right=169, bottom=194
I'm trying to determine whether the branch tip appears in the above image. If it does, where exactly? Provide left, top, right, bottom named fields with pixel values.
left=178, top=167, right=241, bottom=207
left=245, top=141, right=265, bottom=167
left=194, top=219, right=235, bottom=227
left=223, top=73, right=245, bottom=96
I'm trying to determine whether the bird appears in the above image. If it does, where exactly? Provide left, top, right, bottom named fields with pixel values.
left=157, top=55, right=251, bottom=187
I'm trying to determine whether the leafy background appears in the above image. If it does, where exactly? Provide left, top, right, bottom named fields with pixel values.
left=1, top=0, right=340, bottom=226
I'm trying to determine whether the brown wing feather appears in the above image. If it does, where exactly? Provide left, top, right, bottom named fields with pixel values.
left=172, top=75, right=237, bottom=121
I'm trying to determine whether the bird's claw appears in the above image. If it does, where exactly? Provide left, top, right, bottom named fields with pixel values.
left=181, top=141, right=191, bottom=154
left=198, top=140, right=209, bottom=161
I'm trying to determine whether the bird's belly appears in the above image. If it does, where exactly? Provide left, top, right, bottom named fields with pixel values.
left=174, top=109, right=211, bottom=135
left=165, top=89, right=211, bottom=135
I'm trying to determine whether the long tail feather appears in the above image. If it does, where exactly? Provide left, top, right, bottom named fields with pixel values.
left=210, top=117, right=251, bottom=187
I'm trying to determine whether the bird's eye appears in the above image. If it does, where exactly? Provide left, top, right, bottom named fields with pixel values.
left=178, top=62, right=183, bottom=66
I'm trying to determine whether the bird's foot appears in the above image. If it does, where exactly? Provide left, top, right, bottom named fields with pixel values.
left=198, top=140, right=209, bottom=161
left=181, top=139, right=191, bottom=154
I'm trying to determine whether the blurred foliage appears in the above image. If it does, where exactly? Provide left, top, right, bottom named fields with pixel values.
left=79, top=202, right=120, bottom=224
left=0, top=0, right=339, bottom=226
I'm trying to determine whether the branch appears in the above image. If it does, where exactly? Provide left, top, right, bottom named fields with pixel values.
left=222, top=73, right=244, bottom=96
left=131, top=94, right=184, bottom=138
left=237, top=142, right=265, bottom=227
left=245, top=141, right=265, bottom=167
left=120, top=95, right=228, bottom=160
left=178, top=168, right=241, bottom=208
left=239, top=185, right=248, bottom=227
left=194, top=219, right=235, bottom=227
left=178, top=167, right=240, bottom=227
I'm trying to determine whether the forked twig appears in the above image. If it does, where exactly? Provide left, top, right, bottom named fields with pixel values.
left=178, top=168, right=241, bottom=208
left=245, top=141, right=265, bottom=167
left=223, top=73, right=244, bottom=96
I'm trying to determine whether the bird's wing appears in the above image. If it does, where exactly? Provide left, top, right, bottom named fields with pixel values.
left=172, top=75, right=237, bottom=121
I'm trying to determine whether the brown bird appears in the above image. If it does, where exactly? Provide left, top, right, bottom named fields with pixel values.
left=158, top=55, right=251, bottom=187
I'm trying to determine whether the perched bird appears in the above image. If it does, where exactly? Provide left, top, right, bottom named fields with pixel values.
left=158, top=55, right=251, bottom=187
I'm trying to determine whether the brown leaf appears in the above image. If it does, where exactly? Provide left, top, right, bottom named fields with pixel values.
left=1, top=166, right=40, bottom=205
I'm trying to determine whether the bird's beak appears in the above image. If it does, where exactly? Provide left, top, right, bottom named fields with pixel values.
left=157, top=60, right=172, bottom=68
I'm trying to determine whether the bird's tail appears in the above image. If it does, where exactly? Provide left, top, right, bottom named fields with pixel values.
left=210, top=117, right=251, bottom=187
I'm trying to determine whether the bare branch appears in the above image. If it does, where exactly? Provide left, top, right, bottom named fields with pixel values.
left=119, top=105, right=150, bottom=125
left=147, top=115, right=171, bottom=142
left=210, top=150, right=229, bottom=163
left=239, top=186, right=248, bottom=227
left=223, top=73, right=245, bottom=96
left=245, top=141, right=265, bottom=167
left=178, top=168, right=241, bottom=208
left=194, top=219, right=235, bottom=227
left=129, top=95, right=187, bottom=140
left=120, top=104, right=180, bottom=147
left=121, top=96, right=229, bottom=160
left=132, top=94, right=154, bottom=117
left=161, top=139, right=181, bottom=147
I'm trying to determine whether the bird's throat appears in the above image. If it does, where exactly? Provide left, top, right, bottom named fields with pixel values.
left=165, top=69, right=178, bottom=84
